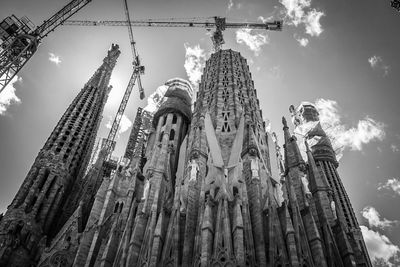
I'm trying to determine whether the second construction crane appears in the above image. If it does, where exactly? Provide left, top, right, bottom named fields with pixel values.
left=102, top=0, right=145, bottom=166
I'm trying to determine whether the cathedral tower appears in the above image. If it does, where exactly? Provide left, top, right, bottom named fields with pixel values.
left=179, top=49, right=273, bottom=266
left=0, top=44, right=120, bottom=266
left=291, top=102, right=372, bottom=266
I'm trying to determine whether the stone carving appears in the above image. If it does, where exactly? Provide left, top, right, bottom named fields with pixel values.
left=301, top=173, right=312, bottom=198
left=289, top=104, right=301, bottom=127
left=251, top=158, right=260, bottom=180
left=331, top=201, right=337, bottom=220
left=188, top=159, right=199, bottom=182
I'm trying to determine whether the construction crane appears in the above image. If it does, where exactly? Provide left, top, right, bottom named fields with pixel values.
left=102, top=0, right=145, bottom=168
left=64, top=16, right=282, bottom=51
left=68, top=14, right=281, bottom=167
left=0, top=0, right=92, bottom=94
left=392, top=0, right=400, bottom=11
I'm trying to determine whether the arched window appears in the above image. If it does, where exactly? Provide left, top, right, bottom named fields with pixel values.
left=233, top=187, right=239, bottom=196
left=114, top=203, right=119, bottom=213
left=162, top=115, right=167, bottom=126
left=159, top=131, right=164, bottom=142
left=214, top=187, right=220, bottom=198
left=169, top=129, right=175, bottom=141
left=172, top=114, right=177, bottom=124
left=119, top=202, right=124, bottom=213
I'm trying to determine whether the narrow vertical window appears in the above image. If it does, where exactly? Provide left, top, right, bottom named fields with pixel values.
left=169, top=129, right=175, bottom=141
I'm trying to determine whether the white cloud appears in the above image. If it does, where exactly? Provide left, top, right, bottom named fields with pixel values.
left=0, top=75, right=22, bottom=115
left=361, top=206, right=398, bottom=229
left=280, top=0, right=311, bottom=26
left=361, top=225, right=400, bottom=265
left=49, top=52, right=62, bottom=66
left=391, top=144, right=399, bottom=153
left=270, top=66, right=283, bottom=79
left=315, top=99, right=385, bottom=160
left=295, top=36, right=309, bottom=46
left=304, top=9, right=324, bottom=36
left=227, top=0, right=242, bottom=10
left=143, top=85, right=168, bottom=113
left=368, top=55, right=381, bottom=68
left=279, top=0, right=325, bottom=38
left=236, top=28, right=269, bottom=55
left=294, top=99, right=385, bottom=160
left=184, top=43, right=206, bottom=89
left=119, top=114, right=132, bottom=134
left=368, top=55, right=390, bottom=76
left=378, top=178, right=400, bottom=196
left=228, top=0, right=234, bottom=10
left=106, top=114, right=132, bottom=135
left=258, top=15, right=274, bottom=23
left=333, top=117, right=385, bottom=151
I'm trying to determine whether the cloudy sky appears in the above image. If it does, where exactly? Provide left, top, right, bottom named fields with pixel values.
left=0, top=0, right=399, bottom=264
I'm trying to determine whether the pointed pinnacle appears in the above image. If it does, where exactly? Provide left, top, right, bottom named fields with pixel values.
left=282, top=116, right=288, bottom=128
left=305, top=139, right=310, bottom=152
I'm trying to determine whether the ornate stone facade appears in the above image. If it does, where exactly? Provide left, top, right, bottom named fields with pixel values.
left=0, top=49, right=372, bottom=266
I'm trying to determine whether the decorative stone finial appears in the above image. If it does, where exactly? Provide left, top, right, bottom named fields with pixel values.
left=304, top=139, right=310, bottom=152
left=282, top=116, right=288, bottom=127
left=289, top=104, right=296, bottom=114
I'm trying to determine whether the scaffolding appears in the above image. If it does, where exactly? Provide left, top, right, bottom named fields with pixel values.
left=124, top=107, right=153, bottom=169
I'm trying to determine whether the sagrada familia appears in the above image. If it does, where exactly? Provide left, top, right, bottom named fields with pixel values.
left=0, top=44, right=372, bottom=266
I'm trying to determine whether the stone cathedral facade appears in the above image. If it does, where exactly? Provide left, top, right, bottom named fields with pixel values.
left=0, top=47, right=372, bottom=267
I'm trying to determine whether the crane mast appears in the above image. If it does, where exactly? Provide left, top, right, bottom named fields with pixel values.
left=102, top=0, right=145, bottom=164
left=0, top=0, right=92, bottom=94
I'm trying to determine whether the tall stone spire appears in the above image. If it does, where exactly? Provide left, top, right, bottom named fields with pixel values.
left=0, top=44, right=120, bottom=266
left=292, top=102, right=372, bottom=267
left=180, top=49, right=273, bottom=266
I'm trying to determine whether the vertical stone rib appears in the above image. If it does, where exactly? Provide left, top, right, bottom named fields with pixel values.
left=247, top=179, right=267, bottom=265
left=232, top=199, right=245, bottom=265
left=200, top=200, right=213, bottom=266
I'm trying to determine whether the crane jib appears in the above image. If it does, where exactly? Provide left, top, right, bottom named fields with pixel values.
left=62, top=19, right=282, bottom=31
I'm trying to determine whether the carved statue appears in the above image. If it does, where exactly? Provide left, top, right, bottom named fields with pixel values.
left=251, top=158, right=260, bottom=179
left=275, top=183, right=284, bottom=207
left=189, top=159, right=199, bottom=182
left=289, top=104, right=301, bottom=127
left=142, top=179, right=150, bottom=200
left=301, top=173, right=312, bottom=198
left=331, top=200, right=337, bottom=220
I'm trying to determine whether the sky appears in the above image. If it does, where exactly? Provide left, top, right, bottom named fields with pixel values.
left=0, top=0, right=399, bottom=265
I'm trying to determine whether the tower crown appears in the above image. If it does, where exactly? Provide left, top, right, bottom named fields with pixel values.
left=153, top=78, right=192, bottom=127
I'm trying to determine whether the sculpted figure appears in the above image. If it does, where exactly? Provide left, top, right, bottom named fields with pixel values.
left=301, top=173, right=312, bottom=198
left=189, top=159, right=199, bottom=182
left=331, top=200, right=337, bottom=220
left=251, top=158, right=260, bottom=179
